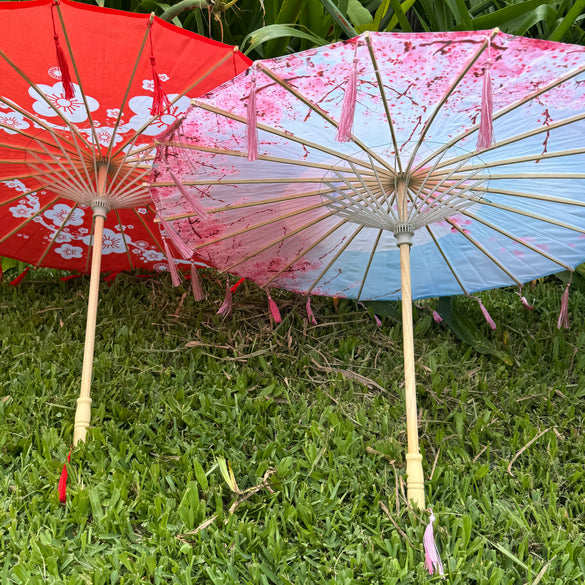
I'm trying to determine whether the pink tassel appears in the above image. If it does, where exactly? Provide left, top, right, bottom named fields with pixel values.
left=191, top=267, right=204, bottom=301
left=432, top=310, right=443, bottom=323
left=58, top=451, right=71, bottom=504
left=336, top=48, right=359, bottom=143
left=217, top=278, right=232, bottom=318
left=162, top=239, right=181, bottom=287
left=267, top=293, right=282, bottom=323
left=306, top=297, right=317, bottom=325
left=230, top=277, right=246, bottom=294
left=148, top=21, right=170, bottom=117
left=159, top=217, right=193, bottom=261
left=423, top=510, right=445, bottom=578
left=516, top=290, right=534, bottom=311
left=373, top=314, right=382, bottom=327
left=477, top=297, right=496, bottom=330
left=9, top=266, right=30, bottom=286
left=247, top=69, right=258, bottom=161
left=476, top=36, right=494, bottom=150
left=51, top=4, right=74, bottom=100
left=169, top=170, right=209, bottom=219
left=557, top=282, right=570, bottom=329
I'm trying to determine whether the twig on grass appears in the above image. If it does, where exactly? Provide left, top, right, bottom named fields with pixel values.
left=507, top=428, right=552, bottom=476
left=379, top=501, right=411, bottom=546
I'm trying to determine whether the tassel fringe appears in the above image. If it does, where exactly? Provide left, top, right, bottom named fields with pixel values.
left=476, top=34, right=495, bottom=150
left=267, top=293, right=282, bottom=323
left=476, top=297, right=496, bottom=330
left=148, top=21, right=170, bottom=117
left=160, top=217, right=193, bottom=261
left=217, top=278, right=232, bottom=318
left=191, top=267, right=204, bottom=301
left=51, top=4, right=74, bottom=100
left=336, top=50, right=359, bottom=143
left=423, top=510, right=445, bottom=578
left=247, top=68, right=258, bottom=161
left=169, top=169, right=209, bottom=219
left=9, top=266, right=30, bottom=286
left=432, top=310, right=443, bottom=323
left=230, top=277, right=246, bottom=294
left=306, top=297, right=317, bottom=325
left=557, top=282, right=570, bottom=329
left=58, top=451, right=71, bottom=504
left=162, top=239, right=181, bottom=286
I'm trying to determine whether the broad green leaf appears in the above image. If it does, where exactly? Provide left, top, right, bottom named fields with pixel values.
left=347, top=0, right=373, bottom=28
left=548, top=0, right=585, bottom=41
left=373, top=0, right=417, bottom=33
left=452, top=0, right=556, bottom=31
left=363, top=300, right=402, bottom=322
left=437, top=296, right=514, bottom=365
left=241, top=25, right=329, bottom=55
left=318, top=0, right=359, bottom=38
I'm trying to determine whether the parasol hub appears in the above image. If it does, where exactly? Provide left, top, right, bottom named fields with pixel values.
left=393, top=224, right=414, bottom=246
left=91, top=200, right=110, bottom=218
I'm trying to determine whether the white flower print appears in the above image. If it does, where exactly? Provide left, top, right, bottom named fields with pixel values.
left=0, top=108, right=30, bottom=134
left=29, top=83, right=99, bottom=123
left=45, top=204, right=85, bottom=227
left=10, top=204, right=34, bottom=218
left=136, top=208, right=147, bottom=215
left=55, top=244, right=83, bottom=260
left=153, top=262, right=168, bottom=272
left=54, top=232, right=73, bottom=243
left=142, top=249, right=165, bottom=262
left=48, top=67, right=62, bottom=80
left=80, top=126, right=124, bottom=147
left=142, top=80, right=155, bottom=92
left=126, top=94, right=191, bottom=136
left=81, top=228, right=128, bottom=255
left=107, top=109, right=121, bottom=119
left=2, top=179, right=29, bottom=193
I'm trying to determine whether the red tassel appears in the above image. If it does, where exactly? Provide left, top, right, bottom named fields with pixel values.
left=476, top=35, right=494, bottom=151
left=557, top=282, right=570, bottom=329
left=217, top=278, right=232, bottom=318
left=267, top=293, right=282, bottom=323
left=423, top=510, right=444, bottom=578
left=162, top=239, right=181, bottom=287
left=191, top=266, right=204, bottom=301
left=247, top=69, right=258, bottom=161
left=148, top=20, right=170, bottom=117
left=230, top=277, right=246, bottom=294
left=169, top=170, right=209, bottom=220
left=9, top=266, right=30, bottom=286
left=58, top=451, right=71, bottom=504
left=476, top=297, right=496, bottom=330
left=306, top=297, right=317, bottom=325
left=336, top=48, right=359, bottom=143
left=51, top=3, right=74, bottom=100
left=59, top=273, right=82, bottom=281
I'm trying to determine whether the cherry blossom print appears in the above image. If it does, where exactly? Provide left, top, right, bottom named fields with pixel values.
left=29, top=83, right=99, bottom=123
left=48, top=67, right=63, bottom=80
left=107, top=109, right=121, bottom=119
left=80, top=125, right=125, bottom=147
left=55, top=243, right=83, bottom=260
left=2, top=179, right=29, bottom=193
left=142, top=74, right=169, bottom=92
left=0, top=108, right=30, bottom=134
left=10, top=194, right=40, bottom=218
left=45, top=204, right=85, bottom=227
left=141, top=249, right=165, bottom=262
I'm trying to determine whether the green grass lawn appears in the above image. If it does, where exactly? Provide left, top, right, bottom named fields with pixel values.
left=0, top=270, right=583, bottom=584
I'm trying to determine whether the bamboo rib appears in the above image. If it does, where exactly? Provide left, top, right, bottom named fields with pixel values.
left=114, top=209, right=135, bottom=271
left=424, top=224, right=469, bottom=296
left=159, top=140, right=381, bottom=177
left=261, top=218, right=348, bottom=288
left=405, top=30, right=497, bottom=176
left=222, top=210, right=338, bottom=273
left=475, top=198, right=585, bottom=233
left=446, top=218, right=523, bottom=287
left=34, top=202, right=81, bottom=268
left=475, top=185, right=585, bottom=207
left=191, top=199, right=332, bottom=252
left=0, top=188, right=44, bottom=209
left=430, top=110, right=585, bottom=172
left=305, top=224, right=365, bottom=295
left=356, top=228, right=383, bottom=301
left=415, top=60, right=585, bottom=172
left=435, top=146, right=585, bottom=176
left=458, top=209, right=573, bottom=271
left=258, top=64, right=397, bottom=176
left=191, top=100, right=384, bottom=173
left=364, top=32, right=402, bottom=173
left=113, top=46, right=240, bottom=156
left=131, top=206, right=166, bottom=255
left=0, top=196, right=61, bottom=245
